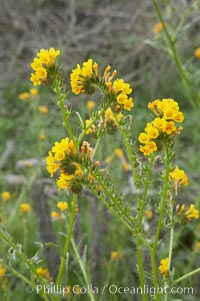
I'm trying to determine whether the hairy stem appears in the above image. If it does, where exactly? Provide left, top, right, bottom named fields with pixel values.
left=150, top=143, right=170, bottom=301
left=56, top=195, right=77, bottom=285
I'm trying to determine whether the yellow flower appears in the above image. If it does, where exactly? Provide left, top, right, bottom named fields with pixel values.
left=163, top=107, right=176, bottom=120
left=18, top=92, right=30, bottom=101
left=57, top=201, right=68, bottom=212
left=46, top=138, right=94, bottom=193
left=105, top=156, right=113, bottom=165
left=0, top=266, right=6, bottom=277
left=1, top=191, right=11, bottom=202
left=110, top=251, right=123, bottom=261
left=145, top=124, right=159, bottom=139
left=93, top=62, right=99, bottom=77
left=48, top=47, right=61, bottom=66
left=36, top=267, right=52, bottom=281
left=173, top=112, right=184, bottom=123
left=46, top=152, right=61, bottom=177
left=169, top=166, right=188, bottom=194
left=184, top=204, right=199, bottom=222
left=122, top=161, right=131, bottom=172
left=39, top=134, right=46, bottom=141
left=113, top=79, right=125, bottom=93
left=37, top=49, right=50, bottom=66
left=122, top=83, right=132, bottom=95
left=148, top=99, right=161, bottom=114
left=194, top=47, right=200, bottom=59
left=163, top=121, right=176, bottom=135
left=31, top=57, right=42, bottom=71
left=123, top=97, right=134, bottom=111
left=159, top=258, right=169, bottom=275
left=153, top=22, right=167, bottom=34
left=152, top=117, right=166, bottom=131
left=51, top=211, right=62, bottom=220
left=144, top=210, right=153, bottom=220
left=19, top=203, right=31, bottom=213
left=36, top=67, right=47, bottom=80
left=114, top=148, right=124, bottom=159
left=87, top=100, right=96, bottom=110
left=56, top=174, right=74, bottom=191
left=30, top=88, right=39, bottom=96
left=85, top=119, right=96, bottom=134
left=116, top=93, right=128, bottom=105
left=140, top=141, right=157, bottom=156
left=70, top=59, right=95, bottom=95
left=39, top=105, right=49, bottom=114
left=30, top=73, right=41, bottom=86
left=70, top=60, right=133, bottom=111
left=138, top=133, right=149, bottom=144
left=30, top=48, right=60, bottom=86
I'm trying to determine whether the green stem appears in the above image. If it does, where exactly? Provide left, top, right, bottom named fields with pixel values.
left=58, top=97, right=75, bottom=143
left=150, top=249, right=160, bottom=301
left=174, top=267, right=200, bottom=284
left=118, top=121, right=139, bottom=190
left=135, top=156, right=154, bottom=301
left=152, top=0, right=200, bottom=109
left=136, top=237, right=148, bottom=301
left=56, top=195, right=77, bottom=285
left=138, top=155, right=154, bottom=229
left=71, top=238, right=95, bottom=301
left=52, top=74, right=75, bottom=144
left=93, top=137, right=101, bottom=157
left=168, top=201, right=174, bottom=272
left=150, top=143, right=170, bottom=301
left=153, top=144, right=170, bottom=249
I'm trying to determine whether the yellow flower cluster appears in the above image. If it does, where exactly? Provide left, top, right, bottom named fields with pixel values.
left=70, top=59, right=134, bottom=111
left=19, top=203, right=31, bottom=213
left=30, top=48, right=60, bottom=86
left=70, top=59, right=95, bottom=95
left=51, top=201, right=69, bottom=221
left=46, top=138, right=94, bottom=193
left=85, top=108, right=123, bottom=135
left=1, top=191, right=11, bottom=202
left=169, top=166, right=188, bottom=194
left=139, top=99, right=184, bottom=156
left=57, top=201, right=68, bottom=212
left=18, top=88, right=38, bottom=100
left=159, top=258, right=169, bottom=275
left=112, top=78, right=134, bottom=111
